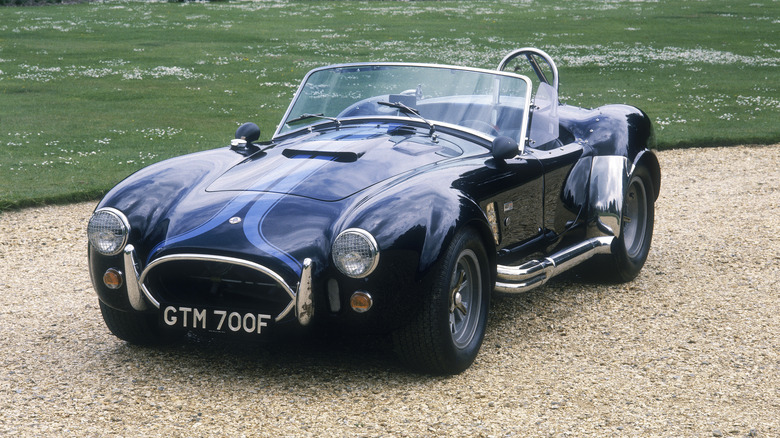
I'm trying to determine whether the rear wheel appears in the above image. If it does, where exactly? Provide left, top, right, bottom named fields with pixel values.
left=602, top=164, right=655, bottom=282
left=99, top=301, right=184, bottom=345
left=393, top=228, right=491, bottom=375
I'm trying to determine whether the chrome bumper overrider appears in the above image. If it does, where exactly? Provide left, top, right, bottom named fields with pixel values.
left=122, top=245, right=314, bottom=325
left=494, top=236, right=614, bottom=294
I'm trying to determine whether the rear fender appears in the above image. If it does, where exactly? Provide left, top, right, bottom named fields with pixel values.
left=572, top=105, right=658, bottom=239
left=632, top=149, right=661, bottom=202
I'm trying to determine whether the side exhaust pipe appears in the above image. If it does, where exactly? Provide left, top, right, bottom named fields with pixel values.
left=494, top=236, right=614, bottom=294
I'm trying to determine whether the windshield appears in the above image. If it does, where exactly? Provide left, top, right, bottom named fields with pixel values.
left=275, top=64, right=532, bottom=143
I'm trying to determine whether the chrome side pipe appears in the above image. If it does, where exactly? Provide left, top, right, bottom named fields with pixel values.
left=494, top=236, right=614, bottom=294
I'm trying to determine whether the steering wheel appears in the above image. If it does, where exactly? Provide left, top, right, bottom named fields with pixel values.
left=497, top=48, right=559, bottom=91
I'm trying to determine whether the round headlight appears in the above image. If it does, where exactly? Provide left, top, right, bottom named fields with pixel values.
left=87, top=208, right=130, bottom=256
left=332, top=228, right=379, bottom=278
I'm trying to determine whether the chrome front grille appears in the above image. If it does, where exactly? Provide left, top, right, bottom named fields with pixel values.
left=138, top=254, right=297, bottom=322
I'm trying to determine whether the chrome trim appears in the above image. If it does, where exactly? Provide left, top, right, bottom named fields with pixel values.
left=89, top=207, right=131, bottom=256
left=494, top=236, right=613, bottom=294
left=103, top=268, right=124, bottom=290
left=296, top=258, right=314, bottom=326
left=587, top=156, right=631, bottom=240
left=332, top=228, right=380, bottom=279
left=123, top=245, right=148, bottom=311
left=124, top=250, right=302, bottom=323
left=350, top=291, right=373, bottom=313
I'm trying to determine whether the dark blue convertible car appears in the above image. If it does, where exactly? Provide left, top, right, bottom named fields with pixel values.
left=88, top=48, right=660, bottom=374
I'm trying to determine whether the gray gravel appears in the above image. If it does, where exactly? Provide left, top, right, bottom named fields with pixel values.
left=1, top=144, right=778, bottom=437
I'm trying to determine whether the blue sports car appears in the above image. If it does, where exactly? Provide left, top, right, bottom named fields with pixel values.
left=88, top=48, right=660, bottom=374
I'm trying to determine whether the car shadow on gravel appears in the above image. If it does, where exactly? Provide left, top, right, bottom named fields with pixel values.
left=104, top=327, right=423, bottom=381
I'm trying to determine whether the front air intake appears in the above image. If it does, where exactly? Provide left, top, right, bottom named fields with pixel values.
left=138, top=254, right=297, bottom=322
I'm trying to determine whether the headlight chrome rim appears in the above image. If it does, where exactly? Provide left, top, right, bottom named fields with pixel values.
left=88, top=207, right=130, bottom=256
left=332, top=228, right=380, bottom=279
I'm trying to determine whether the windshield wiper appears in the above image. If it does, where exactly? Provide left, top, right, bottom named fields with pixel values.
left=378, top=101, right=437, bottom=139
left=286, top=113, right=341, bottom=128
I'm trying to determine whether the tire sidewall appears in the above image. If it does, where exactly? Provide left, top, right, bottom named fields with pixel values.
left=613, top=165, right=655, bottom=281
left=431, top=228, right=491, bottom=372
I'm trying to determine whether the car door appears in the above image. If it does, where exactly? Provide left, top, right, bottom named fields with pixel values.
left=476, top=153, right=545, bottom=253
left=526, top=142, right=586, bottom=238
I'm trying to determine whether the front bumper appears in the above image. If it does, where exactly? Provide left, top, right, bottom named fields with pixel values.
left=120, top=244, right=314, bottom=326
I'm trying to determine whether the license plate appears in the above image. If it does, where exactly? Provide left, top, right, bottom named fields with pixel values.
left=159, top=304, right=272, bottom=335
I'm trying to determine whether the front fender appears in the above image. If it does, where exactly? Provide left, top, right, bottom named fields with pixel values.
left=336, top=166, right=496, bottom=281
left=95, top=147, right=246, bottom=259
left=326, top=178, right=496, bottom=332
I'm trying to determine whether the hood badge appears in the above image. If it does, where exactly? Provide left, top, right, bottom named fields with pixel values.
left=229, top=217, right=242, bottom=225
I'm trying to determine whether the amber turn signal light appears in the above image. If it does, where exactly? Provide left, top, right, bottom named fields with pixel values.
left=103, top=268, right=124, bottom=290
left=349, top=291, right=373, bottom=313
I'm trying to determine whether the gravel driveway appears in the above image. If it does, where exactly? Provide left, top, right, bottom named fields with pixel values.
left=1, top=144, right=778, bottom=437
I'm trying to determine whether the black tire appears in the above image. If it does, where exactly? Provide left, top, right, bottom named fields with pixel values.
left=99, top=301, right=184, bottom=346
left=602, top=164, right=655, bottom=282
left=393, top=228, right=491, bottom=375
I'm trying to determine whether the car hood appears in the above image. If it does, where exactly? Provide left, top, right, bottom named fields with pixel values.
left=142, top=188, right=345, bottom=281
left=206, top=126, right=462, bottom=201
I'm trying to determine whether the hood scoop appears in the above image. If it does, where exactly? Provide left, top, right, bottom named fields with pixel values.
left=282, top=148, right=362, bottom=162
left=280, top=136, right=388, bottom=162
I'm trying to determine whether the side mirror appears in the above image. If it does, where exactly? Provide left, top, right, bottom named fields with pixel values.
left=235, top=122, right=261, bottom=144
left=491, top=136, right=519, bottom=160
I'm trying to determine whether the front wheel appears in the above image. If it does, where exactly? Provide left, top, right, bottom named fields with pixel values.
left=393, top=228, right=491, bottom=375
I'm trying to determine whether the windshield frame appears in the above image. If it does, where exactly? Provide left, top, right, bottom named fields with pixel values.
left=272, top=62, right=533, bottom=146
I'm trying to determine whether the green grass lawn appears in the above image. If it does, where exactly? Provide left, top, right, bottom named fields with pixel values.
left=1, top=0, right=778, bottom=210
